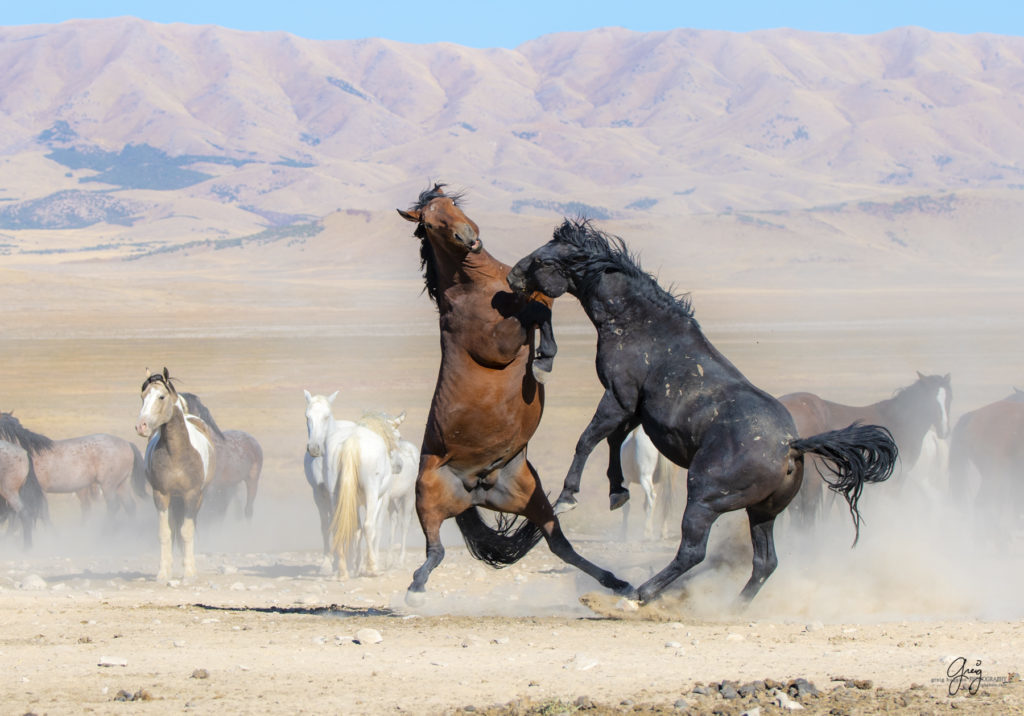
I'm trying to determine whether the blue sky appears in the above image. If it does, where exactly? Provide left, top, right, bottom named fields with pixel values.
left=6, top=1, right=1022, bottom=47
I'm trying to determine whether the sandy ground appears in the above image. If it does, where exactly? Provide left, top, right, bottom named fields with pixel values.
left=2, top=246, right=1023, bottom=713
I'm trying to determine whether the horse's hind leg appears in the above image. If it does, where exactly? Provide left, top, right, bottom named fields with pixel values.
left=520, top=464, right=633, bottom=596
left=636, top=501, right=720, bottom=603
left=738, top=507, right=779, bottom=605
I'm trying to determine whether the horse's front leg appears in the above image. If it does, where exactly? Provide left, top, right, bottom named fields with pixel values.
left=555, top=389, right=636, bottom=513
left=153, top=492, right=173, bottom=581
left=519, top=301, right=557, bottom=382
left=406, top=460, right=469, bottom=606
left=181, top=491, right=203, bottom=580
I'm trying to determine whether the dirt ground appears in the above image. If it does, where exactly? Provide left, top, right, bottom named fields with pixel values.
left=1, top=247, right=1023, bottom=714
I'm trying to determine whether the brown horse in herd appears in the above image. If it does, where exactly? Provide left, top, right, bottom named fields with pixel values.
left=950, top=389, right=1024, bottom=540
left=397, top=183, right=632, bottom=605
left=779, top=372, right=952, bottom=529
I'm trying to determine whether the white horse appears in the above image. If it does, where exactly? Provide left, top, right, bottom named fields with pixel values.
left=327, top=411, right=405, bottom=578
left=619, top=426, right=682, bottom=540
left=304, top=390, right=355, bottom=574
left=386, top=437, right=419, bottom=566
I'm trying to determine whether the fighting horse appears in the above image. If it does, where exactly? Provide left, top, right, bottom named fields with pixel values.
left=508, top=219, right=898, bottom=605
left=304, top=389, right=355, bottom=572
left=0, top=439, right=47, bottom=548
left=0, top=411, right=146, bottom=522
left=619, top=426, right=681, bottom=541
left=135, top=368, right=217, bottom=580
left=779, top=372, right=952, bottom=529
left=949, top=391, right=1024, bottom=541
left=398, top=184, right=632, bottom=605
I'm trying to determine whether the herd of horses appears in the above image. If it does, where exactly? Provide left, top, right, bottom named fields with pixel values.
left=1, top=182, right=1020, bottom=610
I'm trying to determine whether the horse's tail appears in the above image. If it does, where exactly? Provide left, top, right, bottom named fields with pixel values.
left=329, top=436, right=361, bottom=560
left=947, top=414, right=972, bottom=506
left=19, top=455, right=49, bottom=530
left=455, top=507, right=543, bottom=568
left=168, top=495, right=186, bottom=549
left=791, top=422, right=898, bottom=545
left=130, top=443, right=149, bottom=498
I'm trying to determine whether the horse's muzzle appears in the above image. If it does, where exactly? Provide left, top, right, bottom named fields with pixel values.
left=307, top=443, right=322, bottom=458
left=507, top=267, right=527, bottom=293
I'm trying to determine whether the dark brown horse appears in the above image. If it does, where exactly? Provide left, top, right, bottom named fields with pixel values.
left=397, top=183, right=631, bottom=605
left=950, top=391, right=1024, bottom=541
left=779, top=372, right=952, bottom=529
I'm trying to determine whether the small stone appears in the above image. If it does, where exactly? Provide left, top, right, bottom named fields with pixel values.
left=97, top=656, right=127, bottom=667
left=692, top=685, right=710, bottom=695
left=673, top=698, right=689, bottom=710
left=788, top=678, right=820, bottom=699
left=725, top=633, right=745, bottom=642
left=775, top=691, right=804, bottom=711
left=355, top=628, right=382, bottom=645
left=490, top=637, right=509, bottom=645
left=191, top=668, right=209, bottom=679
left=719, top=682, right=740, bottom=699
left=20, top=574, right=46, bottom=591
left=172, top=640, right=186, bottom=648
left=575, top=695, right=596, bottom=709
left=741, top=708, right=761, bottom=716
left=564, top=653, right=599, bottom=671
left=664, top=641, right=682, bottom=649
left=804, top=621, right=823, bottom=632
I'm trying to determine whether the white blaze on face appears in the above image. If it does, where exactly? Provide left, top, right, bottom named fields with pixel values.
left=936, top=387, right=949, bottom=436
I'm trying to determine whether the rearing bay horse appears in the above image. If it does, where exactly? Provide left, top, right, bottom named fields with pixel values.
left=397, top=183, right=631, bottom=605
left=135, top=368, right=217, bottom=580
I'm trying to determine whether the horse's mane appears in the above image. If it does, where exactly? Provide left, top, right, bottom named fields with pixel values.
left=357, top=412, right=400, bottom=455
left=180, top=392, right=226, bottom=440
left=407, top=182, right=467, bottom=307
left=553, top=219, right=694, bottom=318
left=141, top=372, right=225, bottom=439
left=0, top=412, right=54, bottom=454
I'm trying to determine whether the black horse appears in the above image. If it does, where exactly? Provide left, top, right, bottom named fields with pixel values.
left=507, top=219, right=899, bottom=605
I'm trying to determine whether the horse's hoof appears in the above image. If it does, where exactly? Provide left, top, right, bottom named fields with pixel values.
left=405, top=589, right=426, bottom=608
left=609, top=491, right=630, bottom=511
left=532, top=364, right=551, bottom=384
left=614, top=582, right=639, bottom=600
left=553, top=497, right=577, bottom=515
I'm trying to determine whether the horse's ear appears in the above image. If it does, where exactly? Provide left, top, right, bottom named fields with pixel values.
left=389, top=410, right=407, bottom=429
left=145, top=367, right=152, bottom=377
left=943, top=373, right=951, bottom=383
left=303, top=389, right=312, bottom=403
left=397, top=208, right=421, bottom=223
left=916, top=370, right=925, bottom=380
left=162, top=367, right=170, bottom=380
left=328, top=390, right=338, bottom=404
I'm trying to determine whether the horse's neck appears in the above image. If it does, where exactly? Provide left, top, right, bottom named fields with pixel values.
left=434, top=248, right=508, bottom=303
left=875, top=389, right=932, bottom=449
left=158, top=407, right=194, bottom=453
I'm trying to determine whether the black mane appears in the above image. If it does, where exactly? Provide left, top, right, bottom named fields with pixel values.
left=407, top=182, right=467, bottom=307
left=0, top=412, right=54, bottom=455
left=141, top=372, right=225, bottom=439
left=553, top=219, right=694, bottom=318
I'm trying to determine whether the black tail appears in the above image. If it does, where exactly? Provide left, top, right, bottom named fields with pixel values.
left=17, top=457, right=49, bottom=548
left=130, top=443, right=149, bottom=498
left=792, top=422, right=898, bottom=545
left=454, top=507, right=544, bottom=568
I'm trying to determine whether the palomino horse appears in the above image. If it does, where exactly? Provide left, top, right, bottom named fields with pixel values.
left=398, top=184, right=632, bottom=605
left=779, top=372, right=952, bottom=529
left=304, top=390, right=355, bottom=572
left=619, top=426, right=682, bottom=541
left=950, top=391, right=1024, bottom=541
left=135, top=368, right=217, bottom=580
left=0, top=439, right=47, bottom=547
left=0, top=412, right=147, bottom=522
left=327, top=411, right=405, bottom=578
left=508, top=220, right=898, bottom=605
